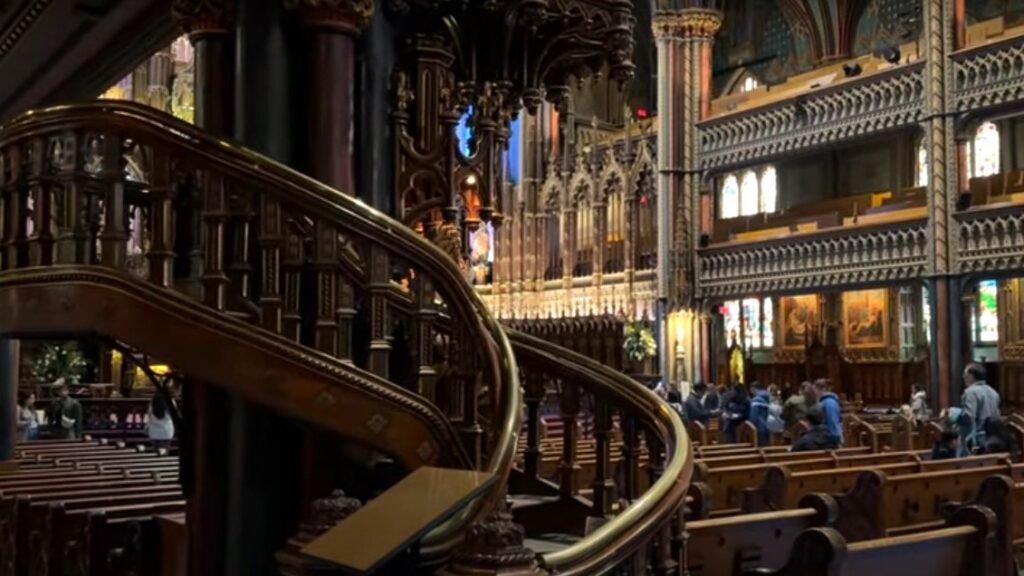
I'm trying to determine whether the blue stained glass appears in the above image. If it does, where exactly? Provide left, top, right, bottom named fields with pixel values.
left=456, top=105, right=475, bottom=158
left=505, top=116, right=521, bottom=186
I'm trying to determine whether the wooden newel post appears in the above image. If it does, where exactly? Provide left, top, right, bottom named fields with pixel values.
left=438, top=501, right=545, bottom=576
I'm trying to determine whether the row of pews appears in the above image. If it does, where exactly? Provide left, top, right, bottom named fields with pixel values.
left=0, top=438, right=183, bottom=576
left=682, top=441, right=1023, bottom=575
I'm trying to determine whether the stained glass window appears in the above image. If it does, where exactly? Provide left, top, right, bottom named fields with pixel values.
left=743, top=298, right=761, bottom=349
left=720, top=175, right=740, bottom=219
left=974, top=279, right=999, bottom=343
left=740, top=171, right=759, bottom=216
left=972, top=122, right=1000, bottom=178
left=723, top=300, right=741, bottom=346
left=456, top=105, right=476, bottom=158
left=917, top=142, right=928, bottom=187
left=762, top=297, right=775, bottom=348
left=742, top=76, right=759, bottom=93
left=505, top=115, right=522, bottom=186
left=922, top=288, right=932, bottom=343
left=761, top=166, right=777, bottom=213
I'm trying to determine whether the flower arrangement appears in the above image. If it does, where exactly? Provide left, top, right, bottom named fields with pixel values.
left=623, top=323, right=658, bottom=362
left=31, top=343, right=90, bottom=386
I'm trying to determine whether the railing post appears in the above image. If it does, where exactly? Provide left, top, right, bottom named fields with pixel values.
left=201, top=173, right=229, bottom=311
left=99, top=134, right=128, bottom=268
left=621, top=413, right=640, bottom=501
left=2, top=145, right=27, bottom=269
left=368, top=245, right=392, bottom=378
left=413, top=274, right=437, bottom=401
left=523, top=372, right=545, bottom=482
left=313, top=219, right=339, bottom=357
left=26, top=138, right=53, bottom=267
left=146, top=154, right=176, bottom=287
left=559, top=380, right=580, bottom=497
left=257, top=194, right=283, bottom=334
left=591, top=391, right=615, bottom=517
left=281, top=228, right=304, bottom=342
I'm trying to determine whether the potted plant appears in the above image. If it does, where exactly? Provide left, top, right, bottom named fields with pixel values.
left=31, top=343, right=90, bottom=393
left=623, top=322, right=657, bottom=374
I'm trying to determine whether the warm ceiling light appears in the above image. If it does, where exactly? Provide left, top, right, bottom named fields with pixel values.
left=465, top=174, right=478, bottom=186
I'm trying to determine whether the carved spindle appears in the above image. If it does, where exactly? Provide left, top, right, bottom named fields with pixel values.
left=367, top=245, right=392, bottom=377
left=225, top=192, right=255, bottom=317
left=312, top=219, right=339, bottom=357
left=258, top=195, right=283, bottom=334
left=413, top=274, right=438, bottom=400
left=2, top=145, right=28, bottom=269
left=591, top=391, right=615, bottom=517
left=281, top=227, right=304, bottom=342
left=336, top=276, right=355, bottom=365
left=146, top=154, right=176, bottom=287
left=458, top=324, right=483, bottom=467
left=200, top=173, right=229, bottom=310
left=559, top=380, right=581, bottom=497
left=652, top=521, right=678, bottom=576
left=0, top=150, right=6, bottom=271
left=98, top=134, right=128, bottom=268
left=26, top=138, right=53, bottom=266
left=522, top=371, right=545, bottom=481
left=621, top=413, right=640, bottom=501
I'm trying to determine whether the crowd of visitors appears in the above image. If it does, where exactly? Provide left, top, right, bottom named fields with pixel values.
left=654, top=362, right=1018, bottom=459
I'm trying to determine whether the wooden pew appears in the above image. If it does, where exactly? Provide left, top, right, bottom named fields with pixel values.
left=745, top=505, right=1000, bottom=576
left=684, top=495, right=838, bottom=574
left=743, top=454, right=1011, bottom=513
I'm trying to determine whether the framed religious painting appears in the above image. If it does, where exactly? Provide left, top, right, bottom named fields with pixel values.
left=843, top=288, right=889, bottom=348
left=780, top=295, right=818, bottom=349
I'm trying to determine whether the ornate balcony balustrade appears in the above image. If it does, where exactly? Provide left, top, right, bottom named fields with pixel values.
left=956, top=201, right=1024, bottom=273
left=952, top=33, right=1024, bottom=115
left=697, top=218, right=929, bottom=299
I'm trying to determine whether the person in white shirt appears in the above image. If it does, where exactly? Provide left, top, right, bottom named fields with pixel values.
left=146, top=395, right=175, bottom=452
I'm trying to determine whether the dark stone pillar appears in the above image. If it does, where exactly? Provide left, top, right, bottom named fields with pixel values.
left=173, top=4, right=237, bottom=575
left=0, top=339, right=18, bottom=464
left=358, top=11, right=395, bottom=212
left=224, top=3, right=307, bottom=575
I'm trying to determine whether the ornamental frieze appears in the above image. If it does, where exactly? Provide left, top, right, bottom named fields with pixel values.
left=952, top=34, right=1024, bottom=114
left=955, top=204, right=1024, bottom=274
left=696, top=219, right=928, bottom=300
left=697, top=63, right=925, bottom=172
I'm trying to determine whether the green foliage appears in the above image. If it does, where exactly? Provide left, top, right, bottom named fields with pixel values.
left=31, top=343, right=90, bottom=386
left=623, top=323, right=658, bottom=362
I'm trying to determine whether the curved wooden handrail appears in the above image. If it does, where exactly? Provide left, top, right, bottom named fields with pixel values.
left=507, top=330, right=692, bottom=575
left=0, top=266, right=469, bottom=468
left=0, top=101, right=521, bottom=553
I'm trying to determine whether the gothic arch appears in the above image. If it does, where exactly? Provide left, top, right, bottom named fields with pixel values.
left=629, top=140, right=656, bottom=201
left=541, top=165, right=565, bottom=212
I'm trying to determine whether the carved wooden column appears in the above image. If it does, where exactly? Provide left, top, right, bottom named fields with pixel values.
left=653, top=7, right=722, bottom=390
left=923, top=0, right=959, bottom=405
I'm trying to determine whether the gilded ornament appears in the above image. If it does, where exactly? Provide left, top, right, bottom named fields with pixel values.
left=652, top=8, right=722, bottom=40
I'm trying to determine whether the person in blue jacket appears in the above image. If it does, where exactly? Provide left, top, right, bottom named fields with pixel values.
left=748, top=381, right=772, bottom=446
left=813, top=378, right=843, bottom=446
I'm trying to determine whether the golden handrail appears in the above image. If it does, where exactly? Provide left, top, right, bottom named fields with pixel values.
left=0, top=101, right=521, bottom=552
left=507, top=330, right=692, bottom=575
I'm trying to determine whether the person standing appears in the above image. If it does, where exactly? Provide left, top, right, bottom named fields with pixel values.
left=47, top=380, right=83, bottom=440
left=16, top=392, right=39, bottom=441
left=910, top=384, right=930, bottom=423
left=955, top=363, right=1001, bottom=454
left=813, top=379, right=843, bottom=446
left=749, top=382, right=772, bottom=446
left=146, top=395, right=176, bottom=452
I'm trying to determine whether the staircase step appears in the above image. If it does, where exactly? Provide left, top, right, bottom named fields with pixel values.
left=508, top=494, right=561, bottom=510
left=524, top=534, right=580, bottom=554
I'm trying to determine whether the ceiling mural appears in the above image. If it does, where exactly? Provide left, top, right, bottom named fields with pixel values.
left=712, top=0, right=922, bottom=94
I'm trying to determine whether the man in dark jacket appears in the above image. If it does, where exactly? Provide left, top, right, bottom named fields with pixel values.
left=683, top=383, right=711, bottom=427
left=791, top=411, right=839, bottom=452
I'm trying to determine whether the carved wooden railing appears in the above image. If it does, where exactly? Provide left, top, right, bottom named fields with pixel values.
left=507, top=330, right=691, bottom=575
left=0, top=101, right=520, bottom=554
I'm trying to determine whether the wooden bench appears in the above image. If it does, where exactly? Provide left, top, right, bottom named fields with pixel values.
left=746, top=505, right=1000, bottom=576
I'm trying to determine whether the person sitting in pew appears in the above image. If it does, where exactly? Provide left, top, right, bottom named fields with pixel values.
left=683, top=383, right=711, bottom=427
left=930, top=430, right=960, bottom=460
left=146, top=395, right=176, bottom=452
left=790, top=411, right=839, bottom=452
left=749, top=382, right=773, bottom=446
left=722, top=383, right=750, bottom=444
left=782, top=381, right=821, bottom=431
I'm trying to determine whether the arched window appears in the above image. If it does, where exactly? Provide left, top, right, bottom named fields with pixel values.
left=722, top=297, right=774, bottom=349
left=917, top=142, right=928, bottom=187
left=762, top=297, right=775, bottom=348
left=743, top=298, right=761, bottom=348
left=741, top=76, right=759, bottom=93
left=740, top=171, right=759, bottom=216
left=972, top=122, right=1000, bottom=178
left=722, top=301, right=741, bottom=346
left=720, top=175, right=740, bottom=219
left=760, top=166, right=777, bottom=213
left=973, top=279, right=999, bottom=344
